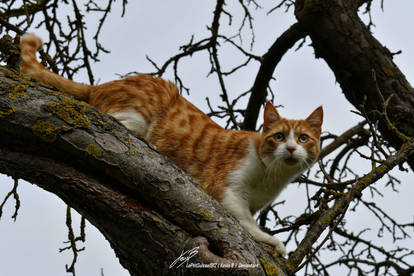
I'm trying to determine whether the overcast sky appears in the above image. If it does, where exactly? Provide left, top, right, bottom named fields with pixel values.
left=1, top=1, right=413, bottom=275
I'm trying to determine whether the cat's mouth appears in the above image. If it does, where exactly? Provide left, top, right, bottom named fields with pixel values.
left=284, top=157, right=298, bottom=166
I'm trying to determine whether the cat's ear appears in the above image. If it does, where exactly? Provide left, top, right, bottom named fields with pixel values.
left=306, top=106, right=323, bottom=133
left=263, top=101, right=281, bottom=132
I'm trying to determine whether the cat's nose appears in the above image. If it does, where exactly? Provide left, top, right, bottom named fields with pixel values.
left=286, top=146, right=296, bottom=153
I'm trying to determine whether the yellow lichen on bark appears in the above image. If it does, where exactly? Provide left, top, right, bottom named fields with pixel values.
left=32, top=120, right=61, bottom=143
left=85, top=144, right=103, bottom=157
left=259, top=258, right=282, bottom=276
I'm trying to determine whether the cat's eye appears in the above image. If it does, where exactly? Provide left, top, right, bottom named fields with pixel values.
left=298, top=134, right=309, bottom=143
left=274, top=133, right=285, bottom=141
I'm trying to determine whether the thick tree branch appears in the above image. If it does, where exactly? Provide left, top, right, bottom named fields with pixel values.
left=0, top=67, right=286, bottom=275
left=294, top=0, right=414, bottom=169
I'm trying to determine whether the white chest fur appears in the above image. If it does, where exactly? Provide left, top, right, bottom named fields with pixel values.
left=226, top=140, right=304, bottom=213
left=220, top=140, right=306, bottom=256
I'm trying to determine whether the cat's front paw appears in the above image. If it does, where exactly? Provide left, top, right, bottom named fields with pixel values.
left=251, top=230, right=287, bottom=256
left=238, top=219, right=287, bottom=256
left=265, top=237, right=286, bottom=257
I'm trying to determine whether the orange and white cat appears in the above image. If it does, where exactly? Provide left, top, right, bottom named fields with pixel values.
left=20, top=33, right=323, bottom=256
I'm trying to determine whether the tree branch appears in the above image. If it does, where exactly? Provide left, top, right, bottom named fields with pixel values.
left=319, top=120, right=367, bottom=160
left=242, top=22, right=306, bottom=130
left=285, top=138, right=414, bottom=274
left=294, top=0, right=414, bottom=169
left=0, top=67, right=286, bottom=275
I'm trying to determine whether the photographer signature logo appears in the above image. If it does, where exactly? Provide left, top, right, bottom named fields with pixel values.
left=169, top=246, right=199, bottom=269
left=169, top=246, right=260, bottom=270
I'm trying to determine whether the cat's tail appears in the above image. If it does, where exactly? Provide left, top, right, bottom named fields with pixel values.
left=20, top=33, right=91, bottom=100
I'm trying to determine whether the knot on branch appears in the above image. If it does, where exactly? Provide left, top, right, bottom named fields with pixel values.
left=186, top=236, right=242, bottom=265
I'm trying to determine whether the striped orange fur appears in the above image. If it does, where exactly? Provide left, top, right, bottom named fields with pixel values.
left=20, top=33, right=323, bottom=256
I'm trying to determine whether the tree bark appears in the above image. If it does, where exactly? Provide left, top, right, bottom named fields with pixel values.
left=0, top=68, right=286, bottom=275
left=294, top=0, right=414, bottom=169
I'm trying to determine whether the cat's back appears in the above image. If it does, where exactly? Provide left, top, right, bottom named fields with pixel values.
left=86, top=75, right=179, bottom=136
left=147, top=97, right=254, bottom=199
left=147, top=95, right=223, bottom=163
left=86, top=74, right=255, bottom=199
left=89, top=75, right=178, bottom=121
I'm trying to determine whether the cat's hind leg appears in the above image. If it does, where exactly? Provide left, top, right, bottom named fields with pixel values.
left=109, top=108, right=148, bottom=137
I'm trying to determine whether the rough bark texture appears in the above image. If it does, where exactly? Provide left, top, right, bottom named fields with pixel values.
left=0, top=68, right=286, bottom=276
left=294, top=0, right=414, bottom=169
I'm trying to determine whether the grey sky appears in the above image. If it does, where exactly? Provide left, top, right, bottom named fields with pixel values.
left=1, top=1, right=413, bottom=275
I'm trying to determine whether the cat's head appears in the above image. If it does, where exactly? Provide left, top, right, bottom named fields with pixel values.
left=259, top=101, right=323, bottom=169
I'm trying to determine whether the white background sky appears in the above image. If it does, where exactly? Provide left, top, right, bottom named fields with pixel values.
left=0, top=1, right=413, bottom=275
